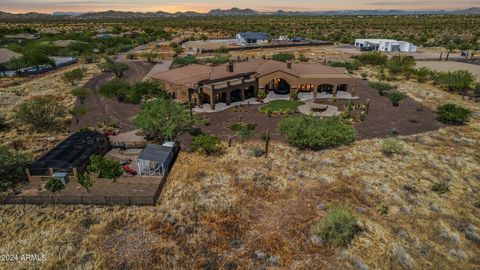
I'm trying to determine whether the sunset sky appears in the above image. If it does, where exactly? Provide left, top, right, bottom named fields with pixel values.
left=1, top=0, right=478, bottom=14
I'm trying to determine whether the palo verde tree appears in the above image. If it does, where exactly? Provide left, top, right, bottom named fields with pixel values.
left=69, top=106, right=88, bottom=124
left=71, top=87, right=90, bottom=104
left=101, top=62, right=128, bottom=78
left=0, top=146, right=31, bottom=191
left=16, top=96, right=67, bottom=131
left=134, top=98, right=193, bottom=141
left=63, top=67, right=86, bottom=86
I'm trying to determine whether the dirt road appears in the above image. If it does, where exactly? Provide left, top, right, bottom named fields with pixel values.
left=69, top=61, right=154, bottom=132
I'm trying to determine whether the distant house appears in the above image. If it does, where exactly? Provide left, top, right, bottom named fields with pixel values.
left=236, top=32, right=269, bottom=45
left=0, top=48, right=22, bottom=65
left=5, top=33, right=39, bottom=42
left=354, top=39, right=417, bottom=53
left=52, top=40, right=78, bottom=48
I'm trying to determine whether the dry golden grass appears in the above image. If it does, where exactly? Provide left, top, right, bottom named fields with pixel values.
left=0, top=78, right=479, bottom=269
left=0, top=63, right=101, bottom=156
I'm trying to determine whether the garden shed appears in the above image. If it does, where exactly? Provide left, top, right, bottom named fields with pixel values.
left=137, top=143, right=175, bottom=176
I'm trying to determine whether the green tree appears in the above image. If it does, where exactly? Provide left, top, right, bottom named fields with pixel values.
left=16, top=96, right=67, bottom=130
left=99, top=79, right=131, bottom=102
left=134, top=98, right=193, bottom=140
left=445, top=43, right=456, bottom=61
left=69, top=106, right=88, bottom=124
left=88, top=155, right=123, bottom=181
left=3, top=57, right=27, bottom=73
left=0, top=147, right=31, bottom=191
left=71, top=87, right=90, bottom=104
left=101, top=62, right=128, bottom=78
left=23, top=50, right=54, bottom=68
left=132, top=80, right=169, bottom=102
left=63, top=68, right=86, bottom=86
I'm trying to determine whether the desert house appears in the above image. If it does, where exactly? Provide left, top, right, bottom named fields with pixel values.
left=236, top=32, right=269, bottom=45
left=5, top=33, right=40, bottom=42
left=26, top=131, right=111, bottom=182
left=148, top=59, right=358, bottom=110
left=0, top=48, right=22, bottom=66
left=354, top=39, right=417, bottom=52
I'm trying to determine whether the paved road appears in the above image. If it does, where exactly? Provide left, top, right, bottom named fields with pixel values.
left=69, top=58, right=155, bottom=132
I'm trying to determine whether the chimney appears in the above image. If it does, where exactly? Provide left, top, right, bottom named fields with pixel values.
left=286, top=61, right=292, bottom=69
left=226, top=62, right=234, bottom=73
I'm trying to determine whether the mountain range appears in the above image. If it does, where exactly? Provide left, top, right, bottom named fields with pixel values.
left=1, top=7, right=479, bottom=21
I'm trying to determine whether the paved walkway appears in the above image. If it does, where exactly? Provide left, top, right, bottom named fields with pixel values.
left=193, top=91, right=358, bottom=113
left=297, top=100, right=341, bottom=117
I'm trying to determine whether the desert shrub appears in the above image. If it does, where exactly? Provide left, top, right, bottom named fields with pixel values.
left=387, top=91, right=407, bottom=106
left=376, top=203, right=390, bottom=215
left=0, top=114, right=9, bottom=131
left=382, top=138, right=404, bottom=156
left=432, top=181, right=449, bottom=194
left=206, top=54, right=230, bottom=64
left=192, top=134, right=221, bottom=155
left=216, top=46, right=229, bottom=54
left=63, top=67, right=86, bottom=86
left=88, top=155, right=123, bottom=180
left=76, top=173, right=93, bottom=192
left=369, top=81, right=393, bottom=94
left=312, top=205, right=361, bottom=246
left=229, top=122, right=256, bottom=131
left=436, top=103, right=471, bottom=125
left=0, top=147, right=31, bottom=191
left=250, top=147, right=265, bottom=157
left=272, top=52, right=295, bottom=62
left=173, top=55, right=197, bottom=66
left=16, top=96, right=67, bottom=131
left=329, top=60, right=361, bottom=71
left=354, top=52, right=387, bottom=66
left=45, top=178, right=65, bottom=193
left=386, top=55, right=415, bottom=75
left=279, top=116, right=356, bottom=150
left=437, top=70, right=475, bottom=93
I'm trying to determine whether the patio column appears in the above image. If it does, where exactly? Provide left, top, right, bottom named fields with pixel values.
left=313, top=85, right=318, bottom=99
left=241, top=88, right=245, bottom=101
left=332, top=84, right=338, bottom=97
left=210, top=93, right=215, bottom=110
left=226, top=91, right=231, bottom=105
left=351, top=84, right=357, bottom=97
left=196, top=93, right=202, bottom=107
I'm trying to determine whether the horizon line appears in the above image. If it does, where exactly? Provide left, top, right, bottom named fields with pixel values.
left=2, top=6, right=479, bottom=15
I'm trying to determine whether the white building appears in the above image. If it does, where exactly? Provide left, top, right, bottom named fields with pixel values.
left=354, top=39, right=417, bottom=53
left=236, top=32, right=269, bottom=46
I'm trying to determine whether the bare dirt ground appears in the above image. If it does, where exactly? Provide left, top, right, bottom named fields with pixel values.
left=416, top=61, right=480, bottom=79
left=69, top=61, right=153, bottom=132
left=179, top=79, right=443, bottom=149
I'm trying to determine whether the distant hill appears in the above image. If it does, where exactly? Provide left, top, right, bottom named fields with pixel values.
left=0, top=7, right=479, bottom=21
